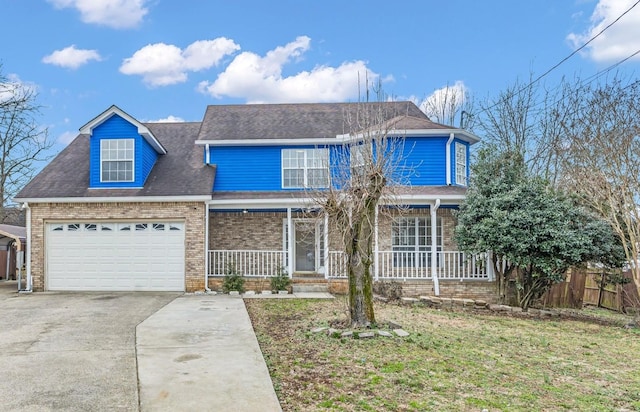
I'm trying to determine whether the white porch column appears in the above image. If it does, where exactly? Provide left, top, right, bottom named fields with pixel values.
left=287, top=207, right=294, bottom=277
left=431, top=199, right=441, bottom=296
left=324, top=212, right=329, bottom=279
left=374, top=204, right=379, bottom=281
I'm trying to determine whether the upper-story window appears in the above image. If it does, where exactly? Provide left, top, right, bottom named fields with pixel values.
left=101, top=139, right=134, bottom=182
left=282, top=148, right=329, bottom=188
left=350, top=144, right=366, bottom=181
left=455, top=142, right=467, bottom=186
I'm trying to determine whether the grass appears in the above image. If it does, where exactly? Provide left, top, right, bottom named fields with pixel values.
left=245, top=297, right=640, bottom=412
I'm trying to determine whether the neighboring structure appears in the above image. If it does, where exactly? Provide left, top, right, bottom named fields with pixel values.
left=0, top=224, right=26, bottom=285
left=15, top=102, right=493, bottom=298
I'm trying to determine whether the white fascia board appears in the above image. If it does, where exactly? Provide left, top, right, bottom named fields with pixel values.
left=206, top=193, right=465, bottom=210
left=13, top=195, right=212, bottom=204
left=385, top=129, right=481, bottom=144
left=208, top=197, right=315, bottom=209
left=392, top=194, right=466, bottom=204
left=196, top=130, right=480, bottom=146
left=196, top=137, right=342, bottom=147
left=79, top=105, right=167, bottom=155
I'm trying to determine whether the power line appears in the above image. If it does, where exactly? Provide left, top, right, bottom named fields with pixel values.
left=480, top=0, right=640, bottom=114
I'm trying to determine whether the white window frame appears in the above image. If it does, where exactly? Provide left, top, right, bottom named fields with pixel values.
left=455, top=142, right=467, bottom=186
left=392, top=216, right=442, bottom=267
left=350, top=143, right=366, bottom=181
left=100, top=139, right=135, bottom=183
left=281, top=148, right=329, bottom=188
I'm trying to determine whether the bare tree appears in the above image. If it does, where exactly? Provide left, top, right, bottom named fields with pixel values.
left=559, top=76, right=640, bottom=302
left=0, top=65, right=52, bottom=215
left=420, top=81, right=473, bottom=127
left=314, top=100, right=410, bottom=327
left=475, top=74, right=569, bottom=185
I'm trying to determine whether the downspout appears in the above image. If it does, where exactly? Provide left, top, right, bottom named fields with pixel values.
left=287, top=207, right=293, bottom=277
left=205, top=143, right=210, bottom=165
left=445, top=133, right=455, bottom=186
left=431, top=199, right=441, bottom=296
left=23, top=202, right=32, bottom=292
left=204, top=202, right=211, bottom=292
left=374, top=204, right=379, bottom=281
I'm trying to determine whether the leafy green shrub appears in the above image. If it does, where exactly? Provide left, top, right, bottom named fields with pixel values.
left=222, top=263, right=245, bottom=293
left=270, top=266, right=291, bottom=292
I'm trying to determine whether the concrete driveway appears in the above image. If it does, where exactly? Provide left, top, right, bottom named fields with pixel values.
left=0, top=281, right=179, bottom=411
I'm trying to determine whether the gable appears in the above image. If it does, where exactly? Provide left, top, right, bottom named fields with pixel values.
left=89, top=114, right=160, bottom=189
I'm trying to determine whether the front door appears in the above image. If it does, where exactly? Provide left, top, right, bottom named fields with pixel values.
left=294, top=221, right=316, bottom=272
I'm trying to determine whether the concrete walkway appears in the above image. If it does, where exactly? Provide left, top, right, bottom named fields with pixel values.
left=136, top=295, right=282, bottom=412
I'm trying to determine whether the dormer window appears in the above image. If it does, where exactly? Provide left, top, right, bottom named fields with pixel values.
left=101, top=139, right=134, bottom=182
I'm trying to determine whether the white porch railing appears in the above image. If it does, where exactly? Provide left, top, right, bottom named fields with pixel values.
left=327, top=250, right=490, bottom=280
left=209, top=249, right=490, bottom=280
left=209, top=250, right=287, bottom=277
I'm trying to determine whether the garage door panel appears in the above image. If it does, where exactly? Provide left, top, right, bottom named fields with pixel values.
left=46, top=221, right=185, bottom=292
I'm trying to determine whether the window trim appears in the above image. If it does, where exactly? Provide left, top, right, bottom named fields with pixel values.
left=281, top=148, right=329, bottom=189
left=392, top=216, right=443, bottom=268
left=100, top=138, right=135, bottom=183
left=455, top=142, right=467, bottom=186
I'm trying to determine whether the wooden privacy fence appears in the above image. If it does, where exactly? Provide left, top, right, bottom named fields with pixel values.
left=542, top=267, right=640, bottom=311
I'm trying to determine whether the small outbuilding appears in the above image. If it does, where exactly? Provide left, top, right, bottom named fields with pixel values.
left=0, top=224, right=27, bottom=287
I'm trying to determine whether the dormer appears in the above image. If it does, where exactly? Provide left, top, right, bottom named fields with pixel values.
left=81, top=105, right=167, bottom=189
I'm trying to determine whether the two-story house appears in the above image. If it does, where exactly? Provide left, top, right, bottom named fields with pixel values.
left=15, top=102, right=494, bottom=299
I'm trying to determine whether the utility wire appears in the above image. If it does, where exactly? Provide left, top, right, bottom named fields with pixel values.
left=480, top=0, right=640, bottom=114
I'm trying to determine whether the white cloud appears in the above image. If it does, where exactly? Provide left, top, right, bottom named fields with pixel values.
left=0, top=74, right=37, bottom=103
left=198, top=36, right=378, bottom=103
left=120, top=38, right=240, bottom=87
left=419, top=81, right=468, bottom=124
left=57, top=130, right=78, bottom=145
left=48, top=0, right=149, bottom=29
left=567, top=0, right=640, bottom=62
left=147, top=115, right=185, bottom=123
left=42, top=45, right=102, bottom=69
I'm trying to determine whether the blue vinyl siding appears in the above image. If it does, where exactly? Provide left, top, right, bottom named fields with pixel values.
left=210, top=146, right=282, bottom=191
left=209, top=137, right=457, bottom=191
left=400, top=136, right=448, bottom=186
left=210, top=144, right=338, bottom=191
left=89, top=114, right=159, bottom=188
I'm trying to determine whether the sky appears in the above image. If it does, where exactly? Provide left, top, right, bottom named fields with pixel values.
left=1, top=0, right=640, bottom=157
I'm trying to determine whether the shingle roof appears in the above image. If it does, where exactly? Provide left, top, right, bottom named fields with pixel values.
left=15, top=122, right=215, bottom=200
left=196, top=101, right=437, bottom=141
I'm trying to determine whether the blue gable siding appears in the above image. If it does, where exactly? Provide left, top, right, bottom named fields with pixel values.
left=89, top=114, right=158, bottom=188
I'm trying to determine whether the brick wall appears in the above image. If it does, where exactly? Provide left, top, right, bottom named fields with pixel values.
left=29, top=201, right=206, bottom=292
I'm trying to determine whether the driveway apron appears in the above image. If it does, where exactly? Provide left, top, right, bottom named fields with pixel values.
left=136, top=295, right=282, bottom=412
left=0, top=285, right=178, bottom=412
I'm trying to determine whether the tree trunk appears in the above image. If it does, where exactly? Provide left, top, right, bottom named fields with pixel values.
left=347, top=203, right=376, bottom=327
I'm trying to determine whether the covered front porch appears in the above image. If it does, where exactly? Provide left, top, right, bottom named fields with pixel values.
left=206, top=192, right=493, bottom=295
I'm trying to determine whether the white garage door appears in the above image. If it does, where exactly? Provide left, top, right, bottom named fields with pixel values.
left=46, top=221, right=185, bottom=291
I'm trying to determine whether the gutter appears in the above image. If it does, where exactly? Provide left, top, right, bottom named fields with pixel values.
left=445, top=133, right=455, bottom=186
left=22, top=202, right=32, bottom=292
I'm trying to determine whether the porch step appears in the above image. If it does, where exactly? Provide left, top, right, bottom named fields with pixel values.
left=292, top=283, right=329, bottom=293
